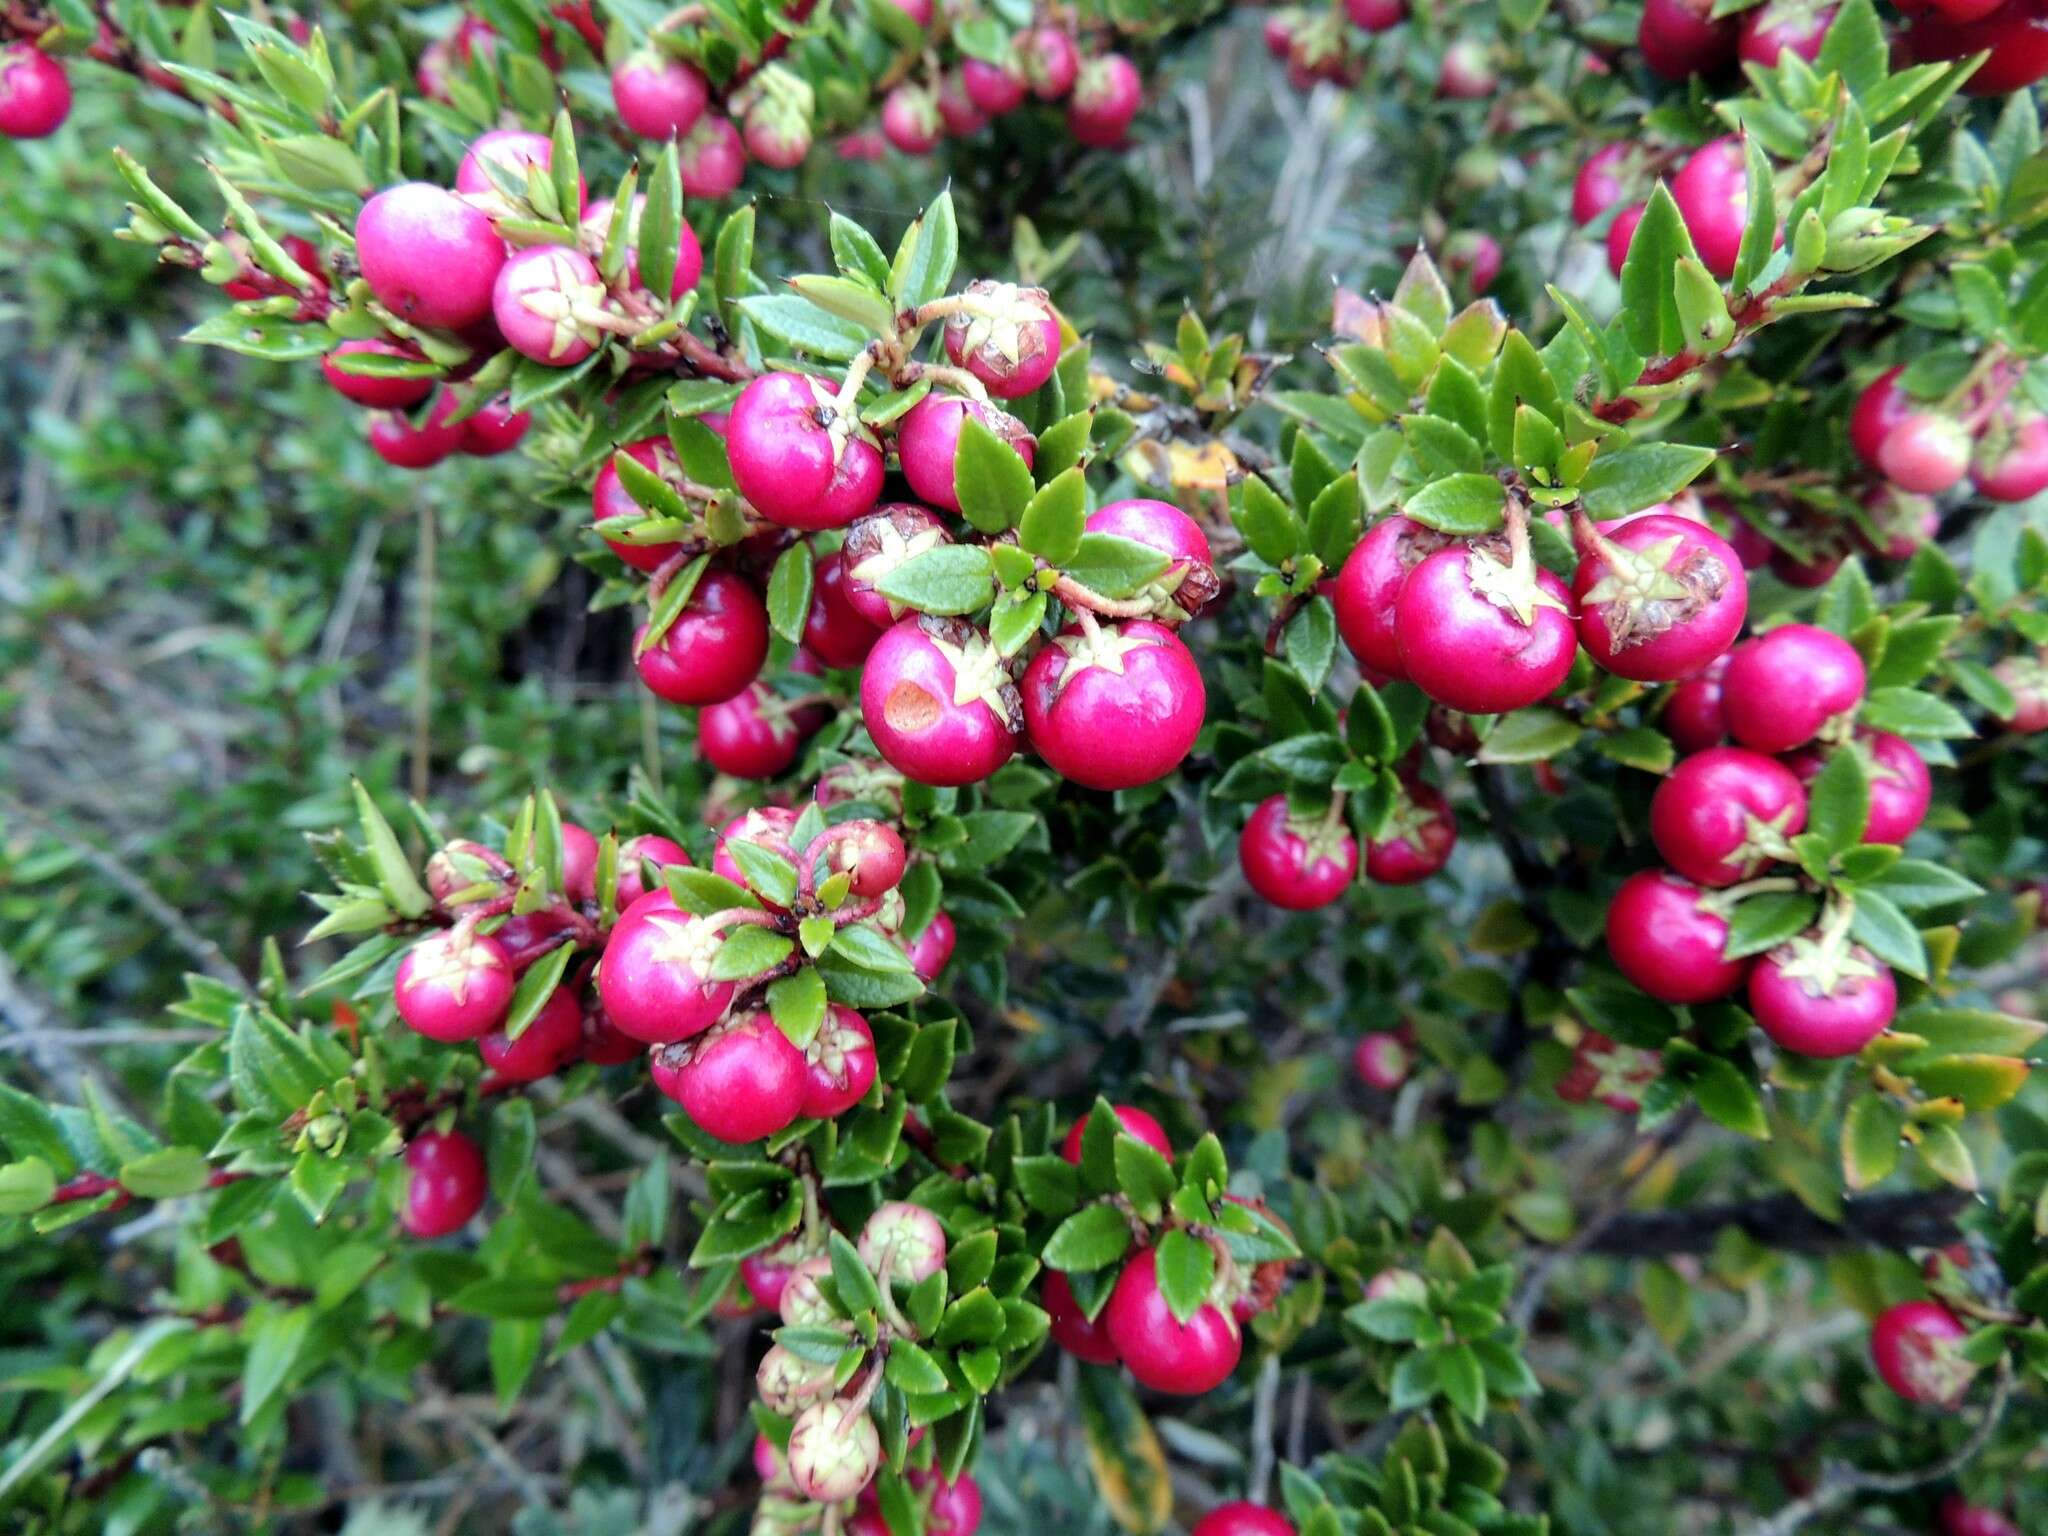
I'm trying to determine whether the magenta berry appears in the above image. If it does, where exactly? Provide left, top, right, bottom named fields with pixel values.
left=728, top=371, right=884, bottom=531
left=680, top=113, right=747, bottom=198
left=1436, top=39, right=1496, bottom=98
left=1749, top=932, right=1896, bottom=1057
left=492, top=246, right=605, bottom=366
left=1060, top=1104, right=1173, bottom=1165
left=1333, top=516, right=1453, bottom=679
left=1443, top=231, right=1502, bottom=294
left=1084, top=498, right=1221, bottom=622
left=1850, top=366, right=1914, bottom=468
left=1394, top=539, right=1578, bottom=714
left=459, top=398, right=530, bottom=456
left=1353, top=1031, right=1411, bottom=1091
left=355, top=183, right=506, bottom=330
left=615, top=833, right=691, bottom=909
left=322, top=339, right=434, bottom=409
left=1572, top=142, right=1631, bottom=226
left=1669, top=136, right=1752, bottom=279
left=881, top=84, right=942, bottom=154
left=455, top=129, right=558, bottom=199
left=1556, top=1031, right=1660, bottom=1114
left=860, top=616, right=1022, bottom=786
left=858, top=1200, right=947, bottom=1284
left=1878, top=411, right=1971, bottom=494
left=493, top=909, right=575, bottom=972
left=896, top=393, right=1036, bottom=513
left=1785, top=731, right=1932, bottom=846
left=582, top=194, right=702, bottom=300
left=1640, top=0, right=1736, bottom=78
left=801, top=1005, right=878, bottom=1119
left=741, top=1248, right=800, bottom=1311
left=1606, top=200, right=1647, bottom=278
left=1103, top=1244, right=1243, bottom=1395
left=580, top=1006, right=645, bottom=1066
left=1972, top=410, right=2048, bottom=502
left=400, top=1128, right=487, bottom=1238
left=368, top=390, right=468, bottom=469
left=914, top=1469, right=984, bottom=1536
left=1720, top=623, right=1867, bottom=752
left=633, top=569, right=770, bottom=706
left=611, top=48, right=709, bottom=139
left=662, top=1010, right=806, bottom=1142
left=743, top=102, right=813, bottom=169
left=1045, top=1269, right=1120, bottom=1363
left=395, top=928, right=515, bottom=1042
left=1022, top=620, right=1206, bottom=791
left=1649, top=746, right=1808, bottom=887
left=802, top=551, right=884, bottom=668
left=1605, top=869, right=1749, bottom=1003
left=1663, top=654, right=1728, bottom=753
left=1573, top=513, right=1747, bottom=682
left=1239, top=794, right=1358, bottom=910
left=1023, top=26, right=1080, bottom=97
left=1738, top=1, right=1836, bottom=65
left=596, top=890, right=736, bottom=1042
left=904, top=909, right=956, bottom=981
left=825, top=821, right=907, bottom=897
left=0, top=44, right=71, bottom=139
left=1939, top=1497, right=2020, bottom=1536
left=1193, top=1506, right=1297, bottom=1536
left=1365, top=780, right=1456, bottom=885
left=943, top=280, right=1062, bottom=399
left=1869, top=1299, right=1974, bottom=1404
left=477, top=985, right=584, bottom=1081
left=786, top=1398, right=882, bottom=1503
left=963, top=55, right=1028, bottom=114
left=1994, top=654, right=2048, bottom=733
left=713, top=806, right=799, bottom=891
left=1344, top=0, right=1406, bottom=28
left=595, top=439, right=682, bottom=572
left=1067, top=53, right=1143, bottom=148
left=842, top=504, right=953, bottom=629
left=699, top=683, right=805, bottom=779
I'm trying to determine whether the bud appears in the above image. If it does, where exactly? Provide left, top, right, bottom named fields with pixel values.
left=755, top=1343, right=838, bottom=1415
left=1820, top=207, right=1926, bottom=274
left=857, top=1200, right=948, bottom=1287
left=786, top=1397, right=882, bottom=1503
left=779, top=1256, right=840, bottom=1327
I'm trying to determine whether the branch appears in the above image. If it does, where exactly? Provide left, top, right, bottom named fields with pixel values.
left=1583, top=1189, right=1967, bottom=1259
left=1739, top=1359, right=2013, bottom=1536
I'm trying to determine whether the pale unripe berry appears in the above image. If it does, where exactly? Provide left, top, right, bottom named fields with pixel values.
left=857, top=1200, right=947, bottom=1285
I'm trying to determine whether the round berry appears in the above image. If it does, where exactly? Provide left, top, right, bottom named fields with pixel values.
left=728, top=371, right=884, bottom=531
left=1044, top=1269, right=1120, bottom=1363
left=896, top=394, right=1036, bottom=514
left=355, top=183, right=506, bottom=330
left=1869, top=1299, right=1974, bottom=1404
left=1060, top=1104, right=1173, bottom=1165
left=1394, top=541, right=1578, bottom=714
left=395, top=928, right=516, bottom=1042
left=1573, top=514, right=1747, bottom=682
left=659, top=1009, right=806, bottom=1142
left=944, top=280, right=1062, bottom=399
left=1749, top=933, right=1896, bottom=1057
left=611, top=48, right=709, bottom=139
left=1103, top=1245, right=1243, bottom=1395
left=1022, top=620, right=1206, bottom=791
left=1239, top=794, right=1357, bottom=910
left=1649, top=746, right=1809, bottom=887
left=322, top=339, right=435, bottom=409
left=478, top=984, right=585, bottom=1081
left=860, top=616, right=1022, bottom=787
left=1067, top=53, right=1143, bottom=147
left=633, top=569, right=770, bottom=707
left=1720, top=624, right=1867, bottom=752
left=1333, top=516, right=1453, bottom=680
left=801, top=1005, right=878, bottom=1119
left=1878, top=411, right=1972, bottom=494
left=1605, top=869, right=1749, bottom=1003
left=904, top=909, right=956, bottom=981
left=0, top=44, right=71, bottom=139
left=400, top=1129, right=487, bottom=1238
left=596, top=890, right=736, bottom=1043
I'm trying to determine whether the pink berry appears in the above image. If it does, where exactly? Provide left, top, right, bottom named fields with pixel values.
left=881, top=84, right=942, bottom=154
left=1353, top=1031, right=1411, bottom=1091
left=1022, top=26, right=1080, bottom=98
left=595, top=438, right=681, bottom=572
left=860, top=616, right=1022, bottom=786
left=456, top=129, right=567, bottom=201
left=1573, top=142, right=1631, bottom=226
left=1557, top=1031, right=1660, bottom=1113
left=1640, top=0, right=1736, bottom=78
left=962, top=55, right=1028, bottom=114
left=1972, top=410, right=2048, bottom=501
left=1345, top=0, right=1406, bottom=29
left=1045, top=1269, right=1120, bottom=1363
left=1783, top=731, right=1931, bottom=845
left=614, top=833, right=691, bottom=909
left=1938, top=1496, right=2020, bottom=1536
left=1670, top=135, right=1752, bottom=279
left=1239, top=794, right=1357, bottom=910
left=1193, top=1506, right=1296, bottom=1536
left=822, top=820, right=907, bottom=896
left=1365, top=779, right=1456, bottom=884
left=477, top=984, right=585, bottom=1081
left=801, top=1005, right=878, bottom=1119
left=1663, top=654, right=1728, bottom=753
left=1393, top=541, right=1579, bottom=714
left=400, top=1128, right=487, bottom=1238
left=1738, top=1, right=1836, bottom=65
left=658, top=1009, right=806, bottom=1142
left=633, top=569, right=770, bottom=706
left=1067, top=53, right=1143, bottom=148
left=1605, top=869, right=1749, bottom=1003
left=492, top=245, right=605, bottom=366
left=1720, top=624, right=1867, bottom=752
left=0, top=44, right=70, bottom=138
left=743, top=101, right=812, bottom=168
left=369, top=389, right=468, bottom=469
left=1650, top=746, right=1808, bottom=887
left=886, top=0, right=934, bottom=27
left=754, top=1341, right=836, bottom=1410
left=595, top=889, right=736, bottom=1043
left=699, top=682, right=806, bottom=779
left=904, top=909, right=956, bottom=981
left=493, top=910, right=575, bottom=972
left=713, top=806, right=799, bottom=892
left=913, top=1469, right=983, bottom=1536
left=581, top=1005, right=646, bottom=1065
left=896, top=394, right=1036, bottom=513
left=728, top=371, right=884, bottom=531
left=1879, top=411, right=1972, bottom=494
left=841, top=504, right=954, bottom=629
left=322, top=339, right=434, bottom=409
left=355, top=183, right=506, bottom=330
left=1103, top=1245, right=1242, bottom=1395
left=460, top=398, right=530, bottom=456
left=943, top=280, right=1062, bottom=399
left=1436, top=39, right=1495, bottom=99
left=395, top=928, right=516, bottom=1042
left=1333, top=516, right=1453, bottom=679
left=1749, top=934, right=1896, bottom=1057
left=1060, top=1104, right=1173, bottom=1164
left=1994, top=655, right=2048, bottom=733
left=1606, top=200, right=1648, bottom=278
left=611, top=49, right=709, bottom=139
left=581, top=194, right=703, bottom=299
left=680, top=113, right=747, bottom=198
left=741, top=1248, right=801, bottom=1311
left=1021, top=620, right=1206, bottom=790
left=1573, top=513, right=1748, bottom=682
left=1850, top=366, right=1915, bottom=468
left=1443, top=231, right=1502, bottom=294
left=803, top=552, right=884, bottom=668
left=1869, top=1299, right=1974, bottom=1403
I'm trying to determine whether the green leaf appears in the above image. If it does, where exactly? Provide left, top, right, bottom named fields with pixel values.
left=1042, top=1204, right=1133, bottom=1273
left=1806, top=746, right=1870, bottom=855
left=0, top=1158, right=56, bottom=1215
left=830, top=212, right=893, bottom=288
left=1619, top=184, right=1699, bottom=360
left=884, top=1340, right=952, bottom=1395
left=640, top=142, right=683, bottom=318
left=352, top=780, right=429, bottom=917
left=789, top=274, right=894, bottom=336
left=1286, top=598, right=1338, bottom=695
left=0, top=1083, right=76, bottom=1173
left=1849, top=891, right=1927, bottom=979
left=239, top=1305, right=312, bottom=1425
left=1476, top=708, right=1580, bottom=763
left=890, top=189, right=958, bottom=309
left=1063, top=534, right=1170, bottom=599
left=1152, top=1229, right=1216, bottom=1326
left=117, top=1146, right=210, bottom=1200
left=1237, top=475, right=1304, bottom=563
left=767, top=542, right=816, bottom=646
left=709, top=926, right=797, bottom=982
left=1578, top=445, right=1718, bottom=520
left=767, top=968, right=830, bottom=1051
left=1402, top=474, right=1505, bottom=535
left=734, top=296, right=872, bottom=361
left=1722, top=892, right=1819, bottom=960
left=877, top=545, right=997, bottom=615
left=501, top=942, right=575, bottom=1042
left=1018, top=468, right=1087, bottom=565
left=1437, top=1344, right=1487, bottom=1422
left=1859, top=687, right=1974, bottom=739
left=725, top=839, right=800, bottom=907
left=1112, top=1135, right=1176, bottom=1219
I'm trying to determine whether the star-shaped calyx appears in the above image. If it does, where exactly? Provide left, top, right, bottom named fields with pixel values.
left=404, top=929, right=502, bottom=1005
left=1044, top=622, right=1164, bottom=700
left=1731, top=804, right=1801, bottom=871
left=930, top=623, right=1020, bottom=729
left=1770, top=907, right=1881, bottom=998
left=1466, top=528, right=1572, bottom=629
left=641, top=911, right=723, bottom=974
left=847, top=521, right=946, bottom=619
left=950, top=280, right=1055, bottom=369
left=1577, top=516, right=1731, bottom=652
left=515, top=251, right=614, bottom=360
